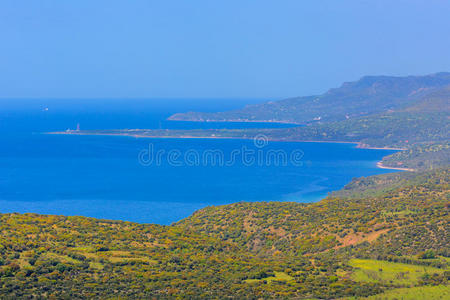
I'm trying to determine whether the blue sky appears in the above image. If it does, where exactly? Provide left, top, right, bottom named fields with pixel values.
left=1, top=0, right=450, bottom=99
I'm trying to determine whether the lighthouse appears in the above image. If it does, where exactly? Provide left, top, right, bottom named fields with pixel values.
left=76, top=123, right=80, bottom=131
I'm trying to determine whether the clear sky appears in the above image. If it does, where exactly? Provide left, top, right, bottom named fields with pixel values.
left=1, top=0, right=450, bottom=99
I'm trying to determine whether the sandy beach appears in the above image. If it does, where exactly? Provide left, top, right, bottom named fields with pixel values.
left=376, top=161, right=414, bottom=172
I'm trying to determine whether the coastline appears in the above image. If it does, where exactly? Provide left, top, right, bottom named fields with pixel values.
left=167, top=117, right=304, bottom=125
left=376, top=161, right=415, bottom=172
left=47, top=131, right=406, bottom=151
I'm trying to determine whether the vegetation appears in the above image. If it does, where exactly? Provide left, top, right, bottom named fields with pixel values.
left=331, top=167, right=446, bottom=199
left=1, top=167, right=447, bottom=299
left=381, top=142, right=450, bottom=170
left=349, top=259, right=445, bottom=285
left=244, top=271, right=294, bottom=284
left=356, top=285, right=450, bottom=300
left=280, top=111, right=449, bottom=148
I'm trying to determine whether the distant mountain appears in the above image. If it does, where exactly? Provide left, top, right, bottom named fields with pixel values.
left=169, top=72, right=450, bottom=124
left=90, top=98, right=449, bottom=148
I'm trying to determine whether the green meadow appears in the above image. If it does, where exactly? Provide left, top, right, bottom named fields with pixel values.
left=349, top=259, right=446, bottom=286
left=245, top=271, right=294, bottom=283
left=357, top=285, right=450, bottom=300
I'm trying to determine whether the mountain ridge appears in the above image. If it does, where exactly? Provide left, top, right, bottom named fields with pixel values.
left=168, top=72, right=450, bottom=124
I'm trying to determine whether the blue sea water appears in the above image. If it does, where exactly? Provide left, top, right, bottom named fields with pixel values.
left=0, top=99, right=398, bottom=224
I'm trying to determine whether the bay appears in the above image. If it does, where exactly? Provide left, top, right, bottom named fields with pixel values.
left=0, top=99, right=397, bottom=224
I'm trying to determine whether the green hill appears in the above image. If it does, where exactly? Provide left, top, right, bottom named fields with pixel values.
left=381, top=142, right=450, bottom=170
left=274, top=111, right=449, bottom=148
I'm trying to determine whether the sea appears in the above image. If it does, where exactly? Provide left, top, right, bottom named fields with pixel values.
left=0, top=99, right=399, bottom=225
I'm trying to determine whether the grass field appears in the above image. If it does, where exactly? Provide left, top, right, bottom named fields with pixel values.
left=357, top=285, right=450, bottom=299
left=349, top=259, right=446, bottom=286
left=245, top=271, right=294, bottom=283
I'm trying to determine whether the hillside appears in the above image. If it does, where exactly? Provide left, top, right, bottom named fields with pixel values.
left=273, top=111, right=449, bottom=148
left=169, top=72, right=450, bottom=124
left=177, top=168, right=449, bottom=259
left=0, top=168, right=448, bottom=299
left=381, top=142, right=450, bottom=170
